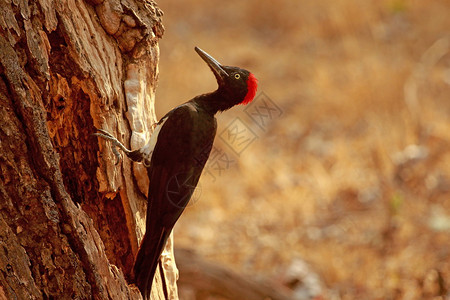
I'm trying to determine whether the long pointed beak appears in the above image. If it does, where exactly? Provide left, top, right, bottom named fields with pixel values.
left=195, top=47, right=229, bottom=81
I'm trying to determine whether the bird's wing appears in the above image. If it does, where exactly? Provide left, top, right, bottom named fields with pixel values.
left=133, top=103, right=216, bottom=298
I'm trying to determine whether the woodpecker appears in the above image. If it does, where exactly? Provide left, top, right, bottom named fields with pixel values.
left=94, top=47, right=258, bottom=299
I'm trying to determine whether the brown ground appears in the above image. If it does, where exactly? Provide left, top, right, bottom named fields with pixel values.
left=155, top=1, right=450, bottom=299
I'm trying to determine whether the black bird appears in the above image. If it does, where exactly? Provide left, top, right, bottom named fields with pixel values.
left=94, top=47, right=257, bottom=299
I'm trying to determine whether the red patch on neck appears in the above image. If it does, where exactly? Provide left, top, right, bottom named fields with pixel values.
left=241, top=73, right=258, bottom=105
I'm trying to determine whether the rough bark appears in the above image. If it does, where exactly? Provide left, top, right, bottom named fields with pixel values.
left=0, top=0, right=173, bottom=299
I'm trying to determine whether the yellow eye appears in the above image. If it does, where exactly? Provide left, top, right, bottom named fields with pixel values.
left=234, top=73, right=241, bottom=79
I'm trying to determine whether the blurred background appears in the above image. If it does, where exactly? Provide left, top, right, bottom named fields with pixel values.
left=155, top=1, right=450, bottom=299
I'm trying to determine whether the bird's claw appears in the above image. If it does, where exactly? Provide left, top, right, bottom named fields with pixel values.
left=92, top=129, right=130, bottom=165
left=111, top=147, right=122, bottom=165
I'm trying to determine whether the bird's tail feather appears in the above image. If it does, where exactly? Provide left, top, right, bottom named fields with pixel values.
left=133, top=228, right=169, bottom=300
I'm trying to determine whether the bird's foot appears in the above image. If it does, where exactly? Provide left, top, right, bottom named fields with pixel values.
left=93, top=129, right=131, bottom=165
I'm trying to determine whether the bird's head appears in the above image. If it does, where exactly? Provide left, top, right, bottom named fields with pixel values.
left=195, top=47, right=258, bottom=110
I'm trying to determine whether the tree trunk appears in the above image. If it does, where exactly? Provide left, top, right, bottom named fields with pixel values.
left=0, top=0, right=174, bottom=299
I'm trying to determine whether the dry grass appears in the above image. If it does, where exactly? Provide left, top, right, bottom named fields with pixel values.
left=155, top=1, right=450, bottom=299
